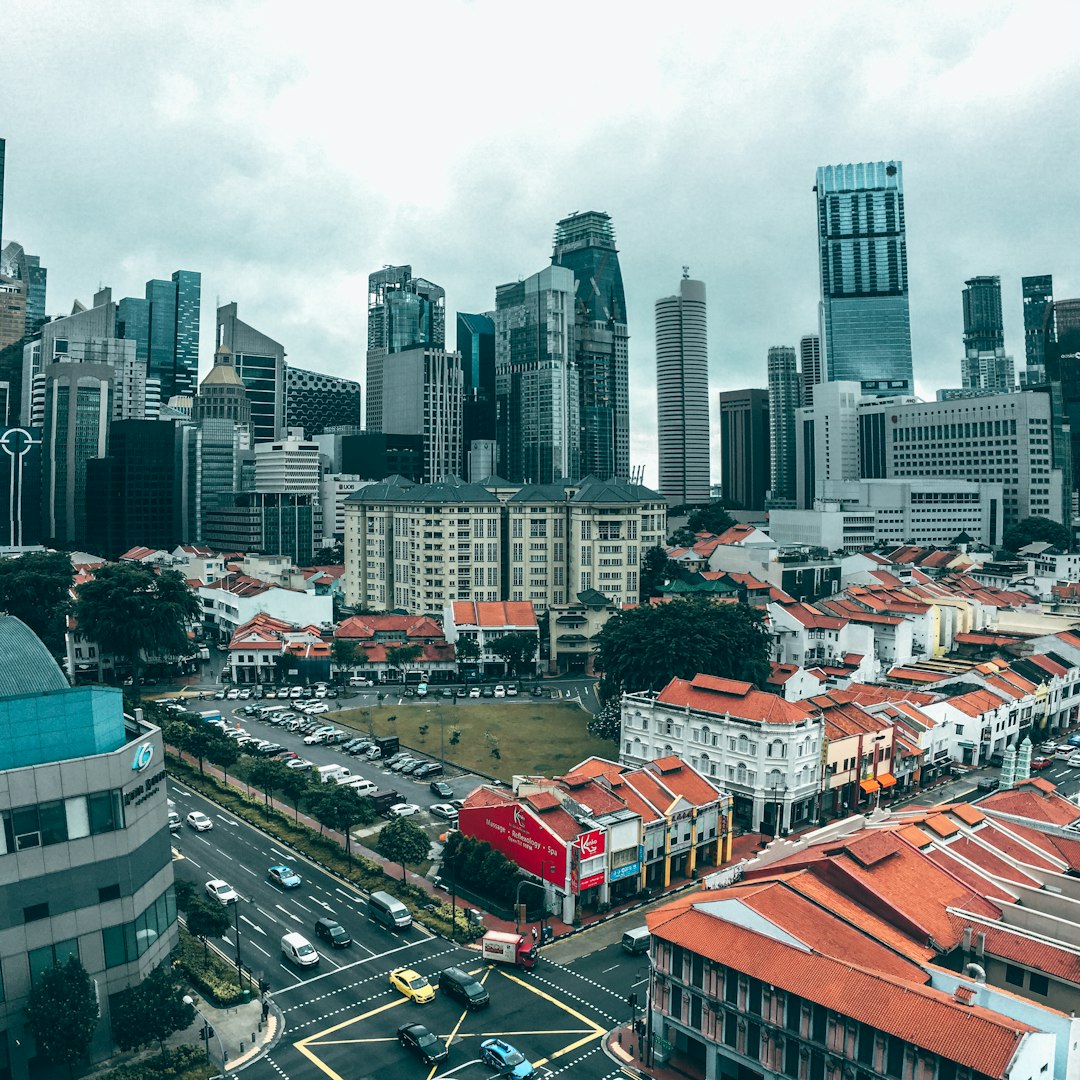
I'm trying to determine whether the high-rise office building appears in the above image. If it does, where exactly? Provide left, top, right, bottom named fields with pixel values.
left=171, top=270, right=201, bottom=400
left=0, top=137, right=5, bottom=249
left=0, top=242, right=47, bottom=338
left=552, top=211, right=629, bottom=480
left=366, top=266, right=445, bottom=431
left=767, top=346, right=801, bottom=507
left=284, top=366, right=360, bottom=435
left=962, top=275, right=1004, bottom=353
left=816, top=161, right=913, bottom=396
left=1022, top=275, right=1055, bottom=382
left=0, top=274, right=26, bottom=351
left=495, top=265, right=579, bottom=485
left=457, top=312, right=496, bottom=481
left=718, top=389, right=770, bottom=511
left=216, top=302, right=285, bottom=443
left=800, top=334, right=822, bottom=407
left=655, top=274, right=709, bottom=505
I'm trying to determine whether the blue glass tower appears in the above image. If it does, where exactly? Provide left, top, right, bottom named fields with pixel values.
left=116, top=297, right=150, bottom=364
left=172, top=269, right=201, bottom=399
left=816, top=161, right=913, bottom=397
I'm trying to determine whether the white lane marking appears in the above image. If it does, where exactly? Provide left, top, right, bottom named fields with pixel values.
left=312, top=896, right=334, bottom=912
left=317, top=951, right=340, bottom=970
left=257, top=907, right=282, bottom=926
left=276, top=904, right=303, bottom=923
left=269, top=937, right=430, bottom=994
left=291, top=899, right=313, bottom=914
left=186, top=857, right=202, bottom=869
left=278, top=963, right=302, bottom=983
left=241, top=915, right=267, bottom=935
left=216, top=849, right=233, bottom=860
left=174, top=788, right=192, bottom=797
left=602, top=964, right=619, bottom=973
left=238, top=863, right=257, bottom=876
left=631, top=977, right=648, bottom=987
left=197, top=835, right=212, bottom=846
left=249, top=940, right=272, bottom=958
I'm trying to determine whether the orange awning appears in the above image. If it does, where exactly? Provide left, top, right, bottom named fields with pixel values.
left=877, top=773, right=897, bottom=788
left=859, top=778, right=881, bottom=794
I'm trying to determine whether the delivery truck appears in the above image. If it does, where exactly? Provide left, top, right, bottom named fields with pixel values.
left=481, top=931, right=537, bottom=970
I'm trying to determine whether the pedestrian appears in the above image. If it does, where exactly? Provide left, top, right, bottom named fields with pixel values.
left=531, top=926, right=538, bottom=943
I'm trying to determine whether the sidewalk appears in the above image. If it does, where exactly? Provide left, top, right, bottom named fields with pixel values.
left=605, top=1021, right=703, bottom=1080
left=169, top=993, right=282, bottom=1075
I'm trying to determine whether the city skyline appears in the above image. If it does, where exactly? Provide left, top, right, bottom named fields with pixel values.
left=3, top=4, right=1078, bottom=487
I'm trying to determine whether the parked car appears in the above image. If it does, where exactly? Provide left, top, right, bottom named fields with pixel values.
left=430, top=780, right=454, bottom=798
left=494, top=685, right=506, bottom=697
left=314, top=917, right=351, bottom=947
left=397, top=1023, right=447, bottom=1065
left=469, top=687, right=481, bottom=698
left=506, top=686, right=518, bottom=696
left=455, top=688, right=468, bottom=698
left=286, top=759, right=313, bottom=770
left=205, top=879, right=238, bottom=904
left=976, top=777, right=999, bottom=792
left=414, top=762, right=443, bottom=778
left=186, top=811, right=214, bottom=831
left=1039, top=742, right=1059, bottom=755
left=430, top=803, right=458, bottom=821
left=1068, top=752, right=1080, bottom=767
left=482, top=687, right=495, bottom=697
left=387, top=803, right=422, bottom=817
left=268, top=864, right=302, bottom=889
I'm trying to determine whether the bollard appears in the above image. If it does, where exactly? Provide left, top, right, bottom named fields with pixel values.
left=251, top=1033, right=256, bottom=1044
left=617, top=1031, right=622, bottom=1045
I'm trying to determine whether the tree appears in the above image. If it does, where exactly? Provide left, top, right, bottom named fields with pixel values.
left=639, top=545, right=680, bottom=599
left=206, top=732, right=240, bottom=785
left=248, top=758, right=290, bottom=814
left=0, top=550, right=75, bottom=656
left=111, top=963, right=195, bottom=1060
left=278, top=767, right=313, bottom=822
left=330, top=638, right=359, bottom=680
left=377, top=816, right=431, bottom=880
left=385, top=643, right=422, bottom=677
left=185, top=897, right=231, bottom=964
left=182, top=725, right=215, bottom=776
left=76, top=565, right=200, bottom=680
left=488, top=632, right=537, bottom=678
left=668, top=501, right=735, bottom=547
left=594, top=596, right=772, bottom=695
left=307, top=785, right=376, bottom=859
left=587, top=698, right=622, bottom=743
left=1003, top=515, right=1073, bottom=554
left=454, top=636, right=481, bottom=667
left=25, top=955, right=100, bottom=1075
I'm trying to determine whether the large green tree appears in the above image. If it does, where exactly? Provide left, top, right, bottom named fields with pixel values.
left=306, top=785, right=376, bottom=859
left=185, top=897, right=231, bottom=964
left=0, top=550, right=75, bottom=656
left=76, top=564, right=200, bottom=679
left=639, top=546, right=681, bottom=599
left=110, top=963, right=195, bottom=1060
left=385, top=643, right=423, bottom=676
left=330, top=638, right=360, bottom=679
left=1003, top=515, right=1073, bottom=554
left=25, top=955, right=100, bottom=1075
left=377, top=816, right=431, bottom=881
left=668, top=502, right=736, bottom=547
left=488, top=632, right=537, bottom=678
left=594, top=596, right=772, bottom=696
left=454, top=636, right=481, bottom=666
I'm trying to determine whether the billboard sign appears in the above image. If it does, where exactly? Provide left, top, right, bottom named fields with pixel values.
left=579, top=870, right=605, bottom=891
left=574, top=828, right=606, bottom=860
left=459, top=802, right=567, bottom=886
left=609, top=861, right=641, bottom=882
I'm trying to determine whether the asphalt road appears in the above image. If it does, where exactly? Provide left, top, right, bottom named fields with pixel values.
left=169, top=783, right=643, bottom=1080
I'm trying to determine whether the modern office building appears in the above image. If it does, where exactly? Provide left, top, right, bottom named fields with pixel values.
left=196, top=345, right=252, bottom=432
left=767, top=345, right=801, bottom=507
left=457, top=312, right=496, bottom=481
left=326, top=431, right=424, bottom=482
left=816, top=161, right=913, bottom=396
left=0, top=242, right=47, bottom=339
left=960, top=348, right=1014, bottom=393
left=203, top=491, right=319, bottom=566
left=655, top=275, right=710, bottom=505
left=320, top=474, right=367, bottom=543
left=0, top=424, right=41, bottom=547
left=143, top=271, right=200, bottom=402
left=718, top=389, right=770, bottom=511
left=1023, top=274, right=1055, bottom=381
left=795, top=380, right=871, bottom=509
left=284, top=365, right=360, bottom=436
left=0, top=136, right=5, bottom=247
left=365, top=265, right=445, bottom=432
left=0, top=274, right=26, bottom=351
left=216, top=302, right=285, bottom=443
left=495, top=264, right=579, bottom=485
left=552, top=211, right=630, bottom=480
left=254, top=432, right=321, bottom=496
left=378, top=347, right=462, bottom=483
left=799, top=333, right=822, bottom=406
left=962, top=275, right=1004, bottom=354
left=0, top=615, right=176, bottom=1076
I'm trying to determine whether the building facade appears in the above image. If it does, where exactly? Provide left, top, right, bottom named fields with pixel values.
left=718, top=389, right=770, bottom=511
left=1022, top=274, right=1054, bottom=383
left=767, top=346, right=801, bottom=507
left=284, top=365, right=360, bottom=436
left=216, top=302, right=285, bottom=443
left=799, top=334, right=822, bottom=407
left=816, top=161, right=913, bottom=396
left=656, top=275, right=710, bottom=505
left=457, top=312, right=496, bottom=481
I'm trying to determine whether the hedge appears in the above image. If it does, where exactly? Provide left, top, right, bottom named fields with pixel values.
left=174, top=929, right=245, bottom=1008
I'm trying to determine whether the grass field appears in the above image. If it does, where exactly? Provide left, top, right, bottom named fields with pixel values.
left=334, top=700, right=612, bottom=781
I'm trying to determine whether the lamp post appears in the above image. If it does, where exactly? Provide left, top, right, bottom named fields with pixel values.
left=183, top=994, right=227, bottom=1075
left=232, top=896, right=250, bottom=993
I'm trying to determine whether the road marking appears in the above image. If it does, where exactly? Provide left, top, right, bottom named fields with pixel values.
left=257, top=907, right=282, bottom=925
left=216, top=849, right=233, bottom=860
left=631, top=977, right=648, bottom=987
left=294, top=998, right=406, bottom=1080
left=238, top=863, right=257, bottom=876
left=317, top=951, right=340, bottom=970
left=186, top=857, right=202, bottom=869
left=249, top=940, right=272, bottom=958
left=602, top=964, right=618, bottom=973
left=197, top=835, right=212, bottom=845
left=241, top=915, right=266, bottom=935
left=278, top=963, right=303, bottom=982
left=276, top=904, right=303, bottom=923
left=291, top=899, right=314, bottom=914
left=271, top=938, right=430, bottom=994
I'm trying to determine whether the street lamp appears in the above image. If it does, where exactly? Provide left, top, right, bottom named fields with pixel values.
left=232, top=896, right=251, bottom=993
left=183, top=995, right=227, bottom=1075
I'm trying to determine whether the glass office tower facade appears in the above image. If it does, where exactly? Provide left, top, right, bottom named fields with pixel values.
left=551, top=211, right=629, bottom=479
left=816, top=161, right=913, bottom=396
left=457, top=312, right=496, bottom=479
left=962, top=276, right=1004, bottom=353
left=172, top=270, right=201, bottom=400
left=1023, top=275, right=1055, bottom=381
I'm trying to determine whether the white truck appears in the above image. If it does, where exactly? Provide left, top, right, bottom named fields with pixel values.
left=315, top=763, right=350, bottom=784
left=481, top=930, right=537, bottom=969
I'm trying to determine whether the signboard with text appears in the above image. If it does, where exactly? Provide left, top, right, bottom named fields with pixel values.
left=459, top=803, right=567, bottom=886
left=574, top=828, right=606, bottom=860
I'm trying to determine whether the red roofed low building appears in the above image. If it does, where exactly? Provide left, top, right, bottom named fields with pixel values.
left=769, top=601, right=879, bottom=684
left=622, top=674, right=824, bottom=835
left=444, top=600, right=540, bottom=678
left=334, top=614, right=455, bottom=683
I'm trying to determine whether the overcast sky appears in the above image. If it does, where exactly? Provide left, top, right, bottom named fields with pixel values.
left=3, top=1, right=1079, bottom=487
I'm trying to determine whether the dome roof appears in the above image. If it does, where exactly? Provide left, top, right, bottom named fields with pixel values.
left=0, top=616, right=70, bottom=699
left=201, top=363, right=245, bottom=388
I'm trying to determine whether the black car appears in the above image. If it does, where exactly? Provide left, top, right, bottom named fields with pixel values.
left=397, top=1023, right=448, bottom=1065
left=481, top=687, right=495, bottom=697
left=414, top=762, right=444, bottom=779
left=314, top=917, right=352, bottom=948
left=430, top=780, right=453, bottom=798
left=977, top=777, right=1000, bottom=792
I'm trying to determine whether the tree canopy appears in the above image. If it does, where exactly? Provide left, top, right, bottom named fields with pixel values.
left=1002, top=515, right=1073, bottom=554
left=110, top=963, right=195, bottom=1058
left=385, top=643, right=423, bottom=673
left=593, top=597, right=772, bottom=696
left=0, top=550, right=75, bottom=655
left=25, top=955, right=100, bottom=1071
left=76, top=564, right=200, bottom=675
left=488, top=632, right=537, bottom=677
left=377, top=816, right=431, bottom=880
left=668, top=502, right=735, bottom=547
left=639, top=546, right=681, bottom=599
left=306, top=785, right=376, bottom=859
left=185, top=897, right=231, bottom=963
left=587, top=698, right=622, bottom=743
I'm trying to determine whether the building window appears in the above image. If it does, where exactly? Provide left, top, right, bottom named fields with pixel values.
left=1004, top=965, right=1024, bottom=986
left=99, top=883, right=122, bottom=903
left=28, top=939, right=80, bottom=987
left=24, top=902, right=49, bottom=922
left=102, top=886, right=177, bottom=968
left=1029, top=973, right=1050, bottom=996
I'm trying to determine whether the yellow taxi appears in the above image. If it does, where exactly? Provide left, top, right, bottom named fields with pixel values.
left=389, top=967, right=435, bottom=1004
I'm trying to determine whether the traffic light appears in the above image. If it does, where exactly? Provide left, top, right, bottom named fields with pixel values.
left=629, top=992, right=638, bottom=1009
left=541, top=925, right=553, bottom=944
left=200, top=1025, right=215, bottom=1040
left=259, top=978, right=270, bottom=996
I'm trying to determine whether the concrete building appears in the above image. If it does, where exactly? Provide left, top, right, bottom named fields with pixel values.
left=545, top=588, right=621, bottom=674
left=767, top=345, right=800, bottom=507
left=198, top=575, right=333, bottom=642
left=1022, top=274, right=1054, bottom=383
left=216, top=302, right=285, bottom=443
left=799, top=333, right=822, bottom=407
left=443, top=600, right=540, bottom=678
left=319, top=474, right=367, bottom=543
left=656, top=275, right=710, bottom=505
left=284, top=365, right=360, bottom=436
left=0, top=616, right=176, bottom=1076
left=718, top=389, right=769, bottom=511
left=0, top=274, right=26, bottom=351
left=254, top=432, right=321, bottom=496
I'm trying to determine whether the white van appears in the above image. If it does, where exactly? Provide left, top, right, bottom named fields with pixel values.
left=338, top=776, right=378, bottom=795
left=281, top=932, right=319, bottom=967
left=349, top=676, right=373, bottom=687
left=621, top=926, right=651, bottom=955
left=316, top=763, right=350, bottom=784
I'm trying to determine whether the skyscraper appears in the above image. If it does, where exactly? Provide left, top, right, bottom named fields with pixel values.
left=144, top=270, right=200, bottom=402
left=816, top=161, right=913, bottom=396
left=800, top=334, right=822, bottom=407
left=0, top=242, right=47, bottom=338
left=962, top=276, right=1004, bottom=354
left=495, top=265, right=578, bottom=484
left=1022, top=275, right=1055, bottom=382
left=0, top=137, right=5, bottom=250
left=284, top=366, right=361, bottom=435
left=718, top=389, right=770, bottom=511
left=552, top=211, right=629, bottom=480
left=216, top=302, right=285, bottom=443
left=366, top=266, right=445, bottom=431
left=457, top=312, right=496, bottom=481
left=655, top=274, right=710, bottom=505
left=768, top=346, right=801, bottom=507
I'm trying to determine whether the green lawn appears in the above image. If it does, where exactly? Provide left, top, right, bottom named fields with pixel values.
left=334, top=700, right=613, bottom=781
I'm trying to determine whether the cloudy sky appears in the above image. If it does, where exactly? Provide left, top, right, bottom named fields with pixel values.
left=4, top=1, right=1079, bottom=487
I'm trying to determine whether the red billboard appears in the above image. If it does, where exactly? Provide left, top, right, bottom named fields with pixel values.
left=574, top=828, right=606, bottom=860
left=459, top=802, right=567, bottom=886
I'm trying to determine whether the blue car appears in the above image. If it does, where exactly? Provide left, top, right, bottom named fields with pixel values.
left=268, top=864, right=302, bottom=889
left=480, top=1038, right=535, bottom=1078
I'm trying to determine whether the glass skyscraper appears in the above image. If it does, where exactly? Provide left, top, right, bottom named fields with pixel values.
left=217, top=302, right=285, bottom=443
left=962, top=276, right=1004, bottom=354
left=1023, top=275, right=1055, bottom=382
left=457, top=312, right=496, bottom=479
left=141, top=270, right=200, bottom=402
left=816, top=161, right=913, bottom=396
left=551, top=211, right=629, bottom=480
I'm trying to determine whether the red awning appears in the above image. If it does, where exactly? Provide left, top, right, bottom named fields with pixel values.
left=877, top=773, right=897, bottom=788
left=859, top=778, right=881, bottom=794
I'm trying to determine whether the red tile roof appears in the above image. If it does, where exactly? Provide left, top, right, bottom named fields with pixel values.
left=336, top=614, right=445, bottom=640
left=657, top=674, right=818, bottom=725
left=887, top=667, right=950, bottom=684
left=451, top=600, right=538, bottom=629
left=979, top=780, right=1080, bottom=827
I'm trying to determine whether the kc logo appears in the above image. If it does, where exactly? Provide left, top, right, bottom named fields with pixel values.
left=132, top=743, right=155, bottom=771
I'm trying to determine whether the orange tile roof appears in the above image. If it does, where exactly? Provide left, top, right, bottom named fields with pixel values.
left=336, top=614, right=445, bottom=640
left=644, top=758, right=722, bottom=805
left=657, top=673, right=818, bottom=725
left=451, top=600, right=538, bottom=629
left=947, top=917, right=1080, bottom=986
left=979, top=781, right=1080, bottom=827
left=923, top=848, right=1019, bottom=904
left=647, top=894, right=1032, bottom=1077
left=887, top=667, right=950, bottom=683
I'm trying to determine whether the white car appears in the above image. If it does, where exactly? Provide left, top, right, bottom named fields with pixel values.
left=430, top=803, right=459, bottom=821
left=1068, top=752, right=1080, bottom=768
left=494, top=684, right=506, bottom=697
left=205, top=879, right=238, bottom=905
left=289, top=686, right=303, bottom=698
left=387, top=803, right=422, bottom=817
left=469, top=686, right=481, bottom=698
left=186, top=811, right=214, bottom=831
left=226, top=689, right=240, bottom=699
left=506, top=686, right=518, bottom=696
left=315, top=686, right=328, bottom=698
left=307, top=702, right=330, bottom=714
left=286, top=759, right=313, bottom=770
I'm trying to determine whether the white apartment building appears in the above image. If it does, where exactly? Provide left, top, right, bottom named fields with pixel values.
left=770, top=478, right=1004, bottom=551
left=320, top=474, right=368, bottom=543
left=255, top=431, right=321, bottom=495
left=621, top=674, right=824, bottom=834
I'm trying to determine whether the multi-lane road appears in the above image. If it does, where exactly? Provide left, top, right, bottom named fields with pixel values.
left=169, top=782, right=646, bottom=1080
